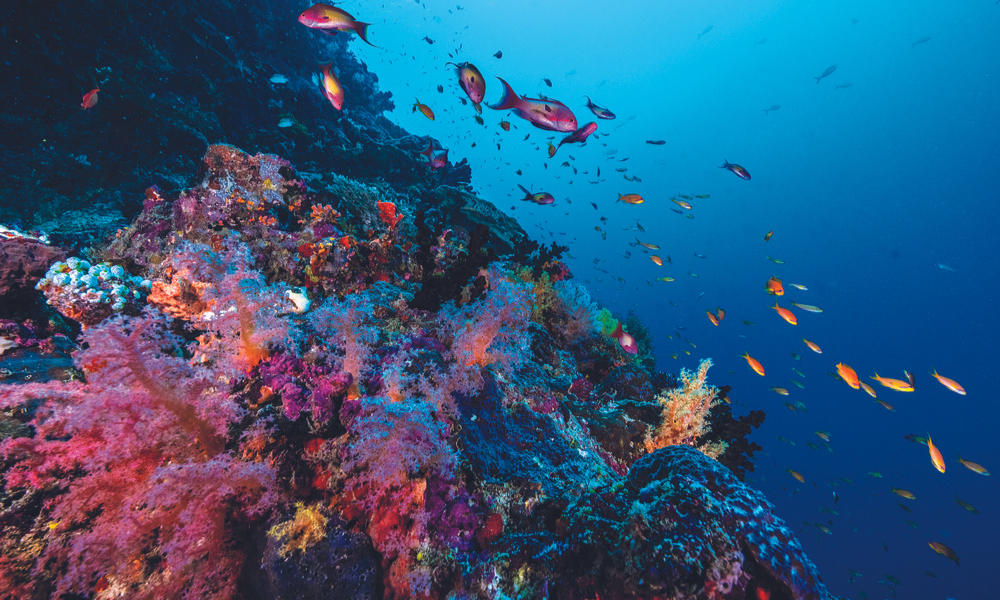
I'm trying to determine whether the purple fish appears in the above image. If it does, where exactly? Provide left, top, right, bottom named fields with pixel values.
left=554, top=122, right=597, bottom=155
left=518, top=184, right=555, bottom=205
left=419, top=140, right=448, bottom=170
left=446, top=61, right=485, bottom=111
left=720, top=159, right=751, bottom=180
left=489, top=77, right=577, bottom=132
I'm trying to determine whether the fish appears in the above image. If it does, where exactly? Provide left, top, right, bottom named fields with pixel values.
left=764, top=230, right=773, bottom=242
left=814, top=64, right=837, bottom=84
left=787, top=468, right=805, bottom=483
left=547, top=141, right=557, bottom=158
left=584, top=96, right=616, bottom=119
left=911, top=36, right=931, bottom=48
left=610, top=321, right=638, bottom=355
left=422, top=35, right=434, bottom=44
left=834, top=82, right=853, bottom=90
left=742, top=352, right=765, bottom=376
left=277, top=117, right=294, bottom=128
left=791, top=380, right=805, bottom=389
left=298, top=3, right=374, bottom=46
left=871, top=372, right=914, bottom=392
left=868, top=472, right=883, bottom=478
left=803, top=339, right=822, bottom=354
left=957, top=456, right=989, bottom=476
left=555, top=122, right=598, bottom=152
left=474, top=115, right=484, bottom=125
left=836, top=363, right=860, bottom=389
left=931, top=369, right=965, bottom=395
left=542, top=77, right=552, bottom=87
left=646, top=140, right=667, bottom=145
left=81, top=88, right=100, bottom=110
left=518, top=184, right=554, bottom=205
left=437, top=84, right=444, bottom=93
left=672, top=198, right=692, bottom=209
left=891, top=488, right=916, bottom=500
left=650, top=255, right=663, bottom=266
left=706, top=311, right=719, bottom=326
left=617, top=193, right=644, bottom=205
left=793, top=367, right=805, bottom=377
left=446, top=62, right=486, bottom=110
left=859, top=381, right=877, bottom=398
left=877, top=400, right=896, bottom=411
left=772, top=303, right=797, bottom=325
left=419, top=140, right=449, bottom=169
left=493, top=50, right=503, bottom=59
left=765, top=276, right=784, bottom=296
left=764, top=104, right=781, bottom=115
left=694, top=194, right=710, bottom=198
left=269, top=74, right=289, bottom=84
left=413, top=99, right=435, bottom=120
left=767, top=256, right=785, bottom=264
left=791, top=302, right=823, bottom=313
left=698, top=25, right=714, bottom=38
left=815, top=523, right=832, bottom=535
left=319, top=64, right=345, bottom=110
left=927, top=436, right=946, bottom=473
left=815, top=430, right=831, bottom=442
left=789, top=283, right=808, bottom=290
left=716, top=307, right=725, bottom=320
left=928, top=542, right=959, bottom=565
left=720, top=159, right=751, bottom=180
left=772, top=387, right=789, bottom=395
left=489, top=77, right=578, bottom=132
left=955, top=496, right=979, bottom=513
left=635, top=238, right=659, bottom=250
left=904, top=520, right=919, bottom=528
left=656, top=276, right=674, bottom=282
left=935, top=263, right=956, bottom=272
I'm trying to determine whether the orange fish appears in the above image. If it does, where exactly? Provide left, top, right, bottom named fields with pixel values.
left=413, top=99, right=435, bottom=120
left=81, top=88, right=100, bottom=110
left=742, top=352, right=765, bottom=376
left=617, top=193, right=644, bottom=205
left=772, top=303, right=797, bottom=325
left=803, top=338, right=822, bottom=354
left=787, top=468, right=805, bottom=483
left=706, top=310, right=719, bottom=326
left=772, top=387, right=789, bottom=395
left=871, top=372, right=915, bottom=392
left=319, top=64, right=344, bottom=110
left=836, top=363, right=860, bottom=389
left=764, top=230, right=773, bottom=242
left=716, top=307, right=725, bottom=321
left=931, top=369, right=965, bottom=395
left=765, top=276, right=784, bottom=296
left=650, top=255, right=663, bottom=266
left=927, top=435, right=946, bottom=473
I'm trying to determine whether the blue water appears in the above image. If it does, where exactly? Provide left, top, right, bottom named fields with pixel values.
left=344, top=1, right=999, bottom=598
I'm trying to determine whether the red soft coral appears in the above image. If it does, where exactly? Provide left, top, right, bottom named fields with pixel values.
left=0, top=312, right=277, bottom=599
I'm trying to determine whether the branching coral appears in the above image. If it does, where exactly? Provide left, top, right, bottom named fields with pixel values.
left=645, top=359, right=726, bottom=458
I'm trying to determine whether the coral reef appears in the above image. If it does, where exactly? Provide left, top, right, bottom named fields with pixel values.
left=0, top=138, right=822, bottom=599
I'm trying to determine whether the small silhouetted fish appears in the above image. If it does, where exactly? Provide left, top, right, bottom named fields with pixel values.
left=834, top=82, right=853, bottom=90
left=543, top=78, right=552, bottom=87
left=698, top=25, right=713, bottom=39
left=764, top=105, right=781, bottom=115
left=646, top=140, right=666, bottom=145
left=493, top=50, right=502, bottom=58
left=422, top=36, right=434, bottom=44
left=437, top=84, right=444, bottom=93
left=911, top=36, right=931, bottom=48
left=756, top=38, right=768, bottom=44
left=814, top=64, right=837, bottom=84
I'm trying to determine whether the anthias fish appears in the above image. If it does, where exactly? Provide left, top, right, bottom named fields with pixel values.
left=298, top=3, right=374, bottom=46
left=319, top=64, right=344, bottom=110
left=518, top=184, right=554, bottom=205
left=584, top=95, right=616, bottom=119
left=720, top=159, right=751, bottom=180
left=489, top=77, right=578, bottom=132
left=81, top=88, right=100, bottom=110
left=446, top=61, right=485, bottom=110
left=814, top=64, right=837, bottom=84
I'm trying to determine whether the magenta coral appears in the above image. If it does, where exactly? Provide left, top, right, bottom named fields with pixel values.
left=0, top=312, right=277, bottom=599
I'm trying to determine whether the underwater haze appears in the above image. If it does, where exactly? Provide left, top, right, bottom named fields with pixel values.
left=370, top=1, right=1000, bottom=599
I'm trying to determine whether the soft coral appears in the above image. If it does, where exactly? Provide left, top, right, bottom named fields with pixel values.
left=0, top=312, right=277, bottom=599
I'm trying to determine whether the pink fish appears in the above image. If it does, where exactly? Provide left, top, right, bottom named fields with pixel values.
left=517, top=184, right=554, bottom=205
left=554, top=122, right=597, bottom=154
left=612, top=322, right=638, bottom=354
left=720, top=159, right=751, bottom=180
left=488, top=77, right=577, bottom=132
left=446, top=61, right=485, bottom=112
left=81, top=88, right=100, bottom=110
left=419, top=140, right=448, bottom=170
left=298, top=3, right=374, bottom=46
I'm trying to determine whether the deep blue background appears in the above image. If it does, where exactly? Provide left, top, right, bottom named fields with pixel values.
left=349, top=2, right=999, bottom=598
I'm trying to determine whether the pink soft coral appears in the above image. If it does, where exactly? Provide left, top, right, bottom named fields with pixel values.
left=0, top=312, right=277, bottom=599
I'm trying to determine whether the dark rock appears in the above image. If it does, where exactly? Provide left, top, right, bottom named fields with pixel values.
left=0, top=238, right=65, bottom=313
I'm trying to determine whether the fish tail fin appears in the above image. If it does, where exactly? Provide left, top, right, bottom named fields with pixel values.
left=489, top=77, right=520, bottom=110
left=616, top=193, right=622, bottom=203
left=814, top=76, right=821, bottom=84
left=719, top=159, right=729, bottom=168
left=517, top=184, right=531, bottom=199
left=611, top=322, right=624, bottom=339
left=353, top=22, right=376, bottom=47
